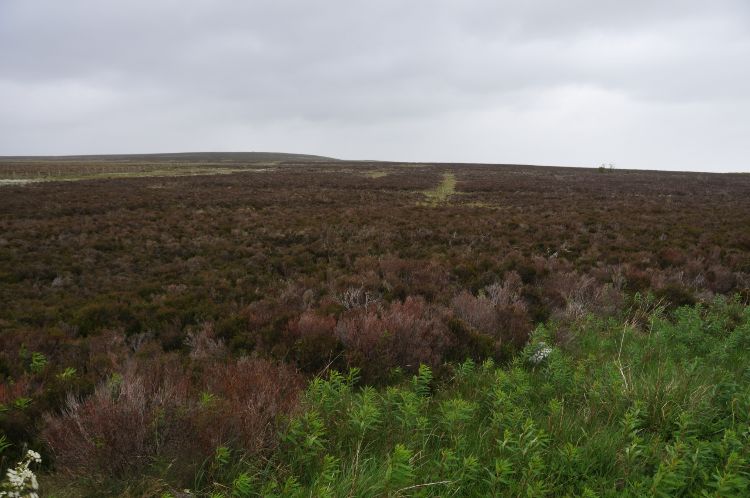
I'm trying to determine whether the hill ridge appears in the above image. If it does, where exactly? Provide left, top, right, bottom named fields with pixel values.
left=0, top=151, right=337, bottom=163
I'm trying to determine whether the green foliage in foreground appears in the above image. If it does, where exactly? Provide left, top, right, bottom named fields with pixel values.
left=225, top=298, right=750, bottom=497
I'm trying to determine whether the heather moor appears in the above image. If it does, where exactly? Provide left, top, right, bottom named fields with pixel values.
left=1, top=156, right=750, bottom=496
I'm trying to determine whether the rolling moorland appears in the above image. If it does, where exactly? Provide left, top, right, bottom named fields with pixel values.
left=1, top=155, right=750, bottom=496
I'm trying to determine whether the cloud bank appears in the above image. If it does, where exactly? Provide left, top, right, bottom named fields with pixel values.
left=1, top=0, right=749, bottom=171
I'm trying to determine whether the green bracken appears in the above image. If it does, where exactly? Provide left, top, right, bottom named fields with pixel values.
left=219, top=297, right=750, bottom=497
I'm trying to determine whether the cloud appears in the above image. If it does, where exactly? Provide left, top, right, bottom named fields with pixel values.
left=1, top=0, right=748, bottom=171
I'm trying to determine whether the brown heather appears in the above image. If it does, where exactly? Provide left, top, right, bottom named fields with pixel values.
left=42, top=354, right=302, bottom=478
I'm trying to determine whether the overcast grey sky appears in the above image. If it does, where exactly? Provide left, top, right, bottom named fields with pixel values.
left=1, top=1, right=749, bottom=171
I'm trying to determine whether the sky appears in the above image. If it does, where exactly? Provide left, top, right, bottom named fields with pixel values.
left=1, top=1, right=749, bottom=172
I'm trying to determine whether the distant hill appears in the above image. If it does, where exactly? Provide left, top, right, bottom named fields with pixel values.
left=0, top=152, right=337, bottom=163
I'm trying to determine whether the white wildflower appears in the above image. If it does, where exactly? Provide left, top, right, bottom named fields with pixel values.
left=24, top=452, right=41, bottom=465
left=1, top=449, right=41, bottom=497
left=529, top=342, right=553, bottom=365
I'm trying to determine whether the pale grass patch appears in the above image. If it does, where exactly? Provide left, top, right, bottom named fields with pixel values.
left=0, top=166, right=276, bottom=184
left=421, top=172, right=456, bottom=206
left=0, top=179, right=39, bottom=186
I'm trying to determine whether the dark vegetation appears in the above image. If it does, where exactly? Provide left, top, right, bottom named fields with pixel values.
left=0, top=159, right=749, bottom=495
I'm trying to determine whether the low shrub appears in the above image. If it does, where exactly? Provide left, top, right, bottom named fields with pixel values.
left=451, top=274, right=534, bottom=351
left=335, top=297, right=451, bottom=382
left=655, top=283, right=697, bottom=309
left=41, top=356, right=302, bottom=485
left=287, top=311, right=341, bottom=373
